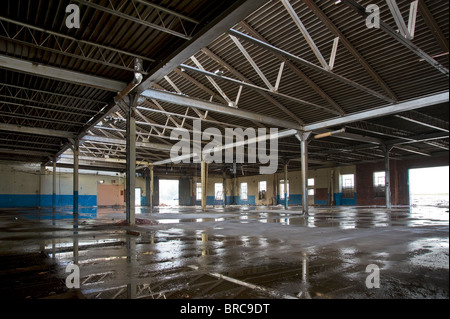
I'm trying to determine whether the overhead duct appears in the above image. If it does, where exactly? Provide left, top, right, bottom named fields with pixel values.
left=314, top=128, right=346, bottom=140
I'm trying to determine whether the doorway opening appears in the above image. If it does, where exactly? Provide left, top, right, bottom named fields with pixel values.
left=135, top=188, right=142, bottom=207
left=409, top=166, right=449, bottom=207
left=159, top=179, right=179, bottom=207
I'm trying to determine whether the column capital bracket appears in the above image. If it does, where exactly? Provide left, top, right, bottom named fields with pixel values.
left=295, top=131, right=312, bottom=142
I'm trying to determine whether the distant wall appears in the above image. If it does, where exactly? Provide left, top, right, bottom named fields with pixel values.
left=0, top=162, right=146, bottom=209
left=356, top=154, right=449, bottom=206
left=3, top=154, right=446, bottom=209
left=0, top=162, right=42, bottom=208
left=186, top=165, right=358, bottom=207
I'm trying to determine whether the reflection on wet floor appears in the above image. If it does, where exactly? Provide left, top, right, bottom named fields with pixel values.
left=0, top=205, right=448, bottom=299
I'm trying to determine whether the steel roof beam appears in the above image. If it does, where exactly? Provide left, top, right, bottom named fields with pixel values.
left=81, top=135, right=172, bottom=152
left=0, top=99, right=93, bottom=118
left=0, top=110, right=86, bottom=126
left=347, top=121, right=412, bottom=139
left=0, top=33, right=148, bottom=75
left=137, top=105, right=247, bottom=129
left=332, top=131, right=383, bottom=145
left=0, top=16, right=155, bottom=63
left=190, top=56, right=234, bottom=106
left=140, top=88, right=303, bottom=130
left=0, top=93, right=99, bottom=115
left=173, top=67, right=227, bottom=104
left=304, top=92, right=449, bottom=131
left=152, top=128, right=298, bottom=166
left=418, top=0, right=449, bottom=52
left=387, top=131, right=449, bottom=146
left=280, top=0, right=329, bottom=70
left=56, top=159, right=126, bottom=170
left=0, top=55, right=127, bottom=92
left=135, top=0, right=269, bottom=93
left=229, top=34, right=277, bottom=91
left=228, top=29, right=394, bottom=103
left=0, top=148, right=53, bottom=157
left=46, top=0, right=270, bottom=166
left=73, top=0, right=192, bottom=40
left=94, top=125, right=172, bottom=141
left=393, top=145, right=431, bottom=157
left=60, top=154, right=151, bottom=166
left=346, top=120, right=449, bottom=150
left=385, top=0, right=411, bottom=39
left=311, top=131, right=448, bottom=158
left=0, top=123, right=76, bottom=139
left=200, top=47, right=306, bottom=123
left=302, top=0, right=398, bottom=102
left=161, top=73, right=242, bottom=129
left=0, top=138, right=60, bottom=148
left=341, top=0, right=449, bottom=77
left=134, top=108, right=164, bottom=136
left=236, top=21, right=344, bottom=115
left=395, top=111, right=449, bottom=133
left=132, top=0, right=199, bottom=24
left=0, top=83, right=107, bottom=110
left=179, top=63, right=341, bottom=116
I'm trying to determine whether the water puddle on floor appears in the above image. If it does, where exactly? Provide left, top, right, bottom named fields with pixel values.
left=0, top=205, right=448, bottom=299
left=29, top=222, right=446, bottom=299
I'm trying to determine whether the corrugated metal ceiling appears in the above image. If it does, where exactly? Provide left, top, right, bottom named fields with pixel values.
left=0, top=0, right=448, bottom=173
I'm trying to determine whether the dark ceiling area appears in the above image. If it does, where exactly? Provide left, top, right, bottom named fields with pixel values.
left=0, top=0, right=448, bottom=176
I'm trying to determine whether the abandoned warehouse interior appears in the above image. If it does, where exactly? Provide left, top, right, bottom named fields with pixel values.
left=0, top=0, right=448, bottom=301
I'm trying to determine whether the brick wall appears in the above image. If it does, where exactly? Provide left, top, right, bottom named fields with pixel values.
left=356, top=154, right=449, bottom=206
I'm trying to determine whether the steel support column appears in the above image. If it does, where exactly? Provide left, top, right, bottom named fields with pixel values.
left=201, top=160, right=207, bottom=212
left=383, top=145, right=394, bottom=210
left=223, top=171, right=227, bottom=208
left=52, top=157, right=57, bottom=210
left=73, top=140, right=79, bottom=215
left=284, top=163, right=289, bottom=209
left=297, top=132, right=312, bottom=215
left=330, top=169, right=335, bottom=206
left=145, top=168, right=150, bottom=207
left=150, top=166, right=154, bottom=209
left=126, top=95, right=138, bottom=225
left=39, top=164, right=45, bottom=208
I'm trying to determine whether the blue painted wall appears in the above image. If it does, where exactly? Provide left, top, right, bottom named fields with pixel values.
left=0, top=194, right=40, bottom=208
left=0, top=192, right=356, bottom=209
left=191, top=195, right=257, bottom=206
left=22, top=207, right=98, bottom=220
left=0, top=194, right=97, bottom=209
left=276, top=194, right=302, bottom=206
left=205, top=196, right=258, bottom=206
left=314, top=199, right=329, bottom=206
left=231, top=195, right=256, bottom=206
left=273, top=193, right=357, bottom=206
left=334, top=192, right=357, bottom=206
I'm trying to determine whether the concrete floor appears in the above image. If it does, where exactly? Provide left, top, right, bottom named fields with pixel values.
left=0, top=204, right=448, bottom=299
